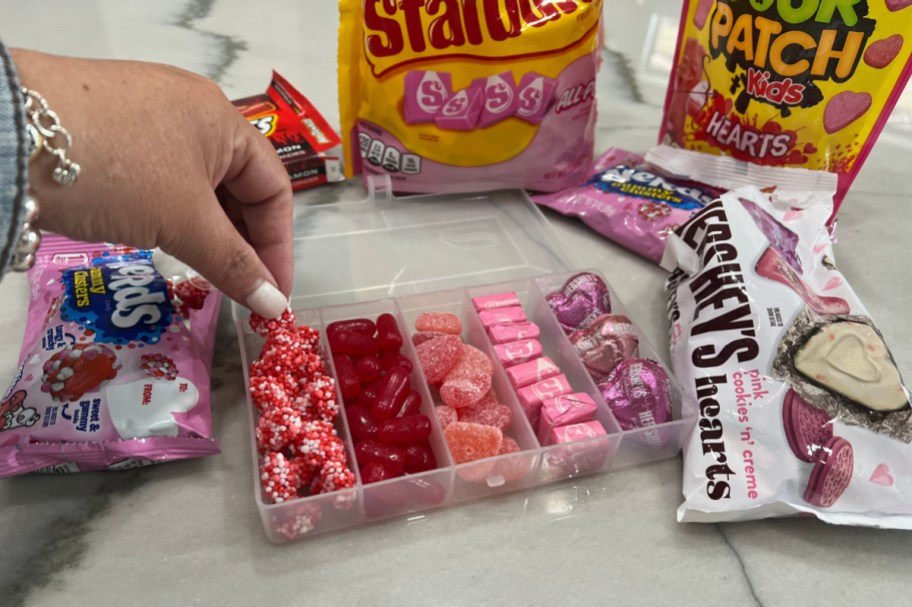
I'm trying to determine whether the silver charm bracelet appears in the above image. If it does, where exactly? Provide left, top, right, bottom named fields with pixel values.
left=11, top=87, right=81, bottom=271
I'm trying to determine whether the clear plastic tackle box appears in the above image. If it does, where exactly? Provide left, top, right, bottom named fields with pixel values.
left=233, top=178, right=696, bottom=543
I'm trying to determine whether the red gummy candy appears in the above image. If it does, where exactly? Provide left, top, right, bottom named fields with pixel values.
left=354, top=356, right=382, bottom=384
left=404, top=478, right=447, bottom=506
left=415, top=312, right=462, bottom=335
left=345, top=404, right=379, bottom=442
left=355, top=440, right=407, bottom=476
left=329, top=329, right=380, bottom=357
left=415, top=334, right=462, bottom=384
left=360, top=381, right=381, bottom=409
left=444, top=422, right=503, bottom=464
left=376, top=313, right=404, bottom=352
left=378, top=414, right=432, bottom=444
left=459, top=401, right=512, bottom=432
left=327, top=318, right=376, bottom=337
left=332, top=354, right=361, bottom=400
left=435, top=405, right=458, bottom=429
left=395, top=389, right=423, bottom=418
left=404, top=442, right=437, bottom=473
left=380, top=351, right=414, bottom=374
left=361, top=461, right=395, bottom=484
left=372, top=367, right=411, bottom=421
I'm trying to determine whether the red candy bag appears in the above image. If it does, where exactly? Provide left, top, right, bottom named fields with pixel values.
left=233, top=71, right=343, bottom=191
left=661, top=0, right=912, bottom=215
left=1, top=235, right=221, bottom=478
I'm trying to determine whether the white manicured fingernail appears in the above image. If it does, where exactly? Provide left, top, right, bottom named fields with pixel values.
left=246, top=280, right=288, bottom=319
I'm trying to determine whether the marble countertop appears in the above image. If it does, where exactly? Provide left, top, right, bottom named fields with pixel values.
left=2, top=1, right=911, bottom=605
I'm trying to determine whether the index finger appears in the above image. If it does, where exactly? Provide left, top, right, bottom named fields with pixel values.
left=222, top=119, right=295, bottom=296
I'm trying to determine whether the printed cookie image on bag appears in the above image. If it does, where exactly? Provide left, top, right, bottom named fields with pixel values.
left=338, top=0, right=604, bottom=194
left=661, top=0, right=912, bottom=213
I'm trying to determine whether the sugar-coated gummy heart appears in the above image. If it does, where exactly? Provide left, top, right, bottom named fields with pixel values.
left=411, top=331, right=448, bottom=346
left=804, top=437, right=854, bottom=508
left=415, top=334, right=462, bottom=384
left=415, top=312, right=462, bottom=335
left=444, top=421, right=503, bottom=464
left=435, top=405, right=458, bottom=429
left=458, top=401, right=512, bottom=432
left=449, top=344, right=494, bottom=379
left=494, top=436, right=530, bottom=482
left=440, top=374, right=492, bottom=409
left=823, top=90, right=872, bottom=135
left=782, top=389, right=833, bottom=463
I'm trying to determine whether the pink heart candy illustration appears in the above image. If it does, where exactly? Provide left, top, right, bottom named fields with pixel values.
left=870, top=463, right=894, bottom=487
left=783, top=209, right=803, bottom=222
left=823, top=277, right=842, bottom=291
left=824, top=90, right=872, bottom=134
left=813, top=242, right=827, bottom=255
left=887, top=0, right=912, bottom=12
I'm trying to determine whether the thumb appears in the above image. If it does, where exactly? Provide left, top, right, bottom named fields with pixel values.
left=161, top=194, right=288, bottom=319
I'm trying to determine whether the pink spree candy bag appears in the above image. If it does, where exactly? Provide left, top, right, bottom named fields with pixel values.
left=533, top=148, right=720, bottom=264
left=0, top=235, right=221, bottom=478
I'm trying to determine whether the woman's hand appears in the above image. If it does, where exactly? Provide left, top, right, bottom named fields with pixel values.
left=11, top=49, right=292, bottom=318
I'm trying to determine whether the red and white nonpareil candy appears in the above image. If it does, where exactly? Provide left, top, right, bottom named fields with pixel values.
left=546, top=272, right=612, bottom=334
left=249, top=307, right=297, bottom=337
left=597, top=359, right=673, bottom=432
left=260, top=451, right=299, bottom=504
left=569, top=314, right=640, bottom=380
left=256, top=406, right=305, bottom=453
left=139, top=353, right=178, bottom=381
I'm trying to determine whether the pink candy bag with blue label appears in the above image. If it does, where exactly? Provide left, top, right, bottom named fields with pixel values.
left=0, top=235, right=221, bottom=478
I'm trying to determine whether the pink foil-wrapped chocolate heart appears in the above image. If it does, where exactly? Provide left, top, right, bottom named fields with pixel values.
left=569, top=314, right=639, bottom=380
left=545, top=272, right=612, bottom=334
left=597, top=359, right=673, bottom=431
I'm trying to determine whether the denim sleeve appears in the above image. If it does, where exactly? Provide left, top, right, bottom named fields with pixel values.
left=0, top=40, right=28, bottom=277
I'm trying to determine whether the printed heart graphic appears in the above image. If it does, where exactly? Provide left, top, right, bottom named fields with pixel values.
left=870, top=463, right=894, bottom=487
left=887, top=0, right=912, bottom=12
left=826, top=335, right=880, bottom=382
left=823, top=277, right=842, bottom=291
left=813, top=242, right=827, bottom=255
left=23, top=374, right=33, bottom=382
left=824, top=91, right=872, bottom=134
left=783, top=209, right=803, bottom=222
